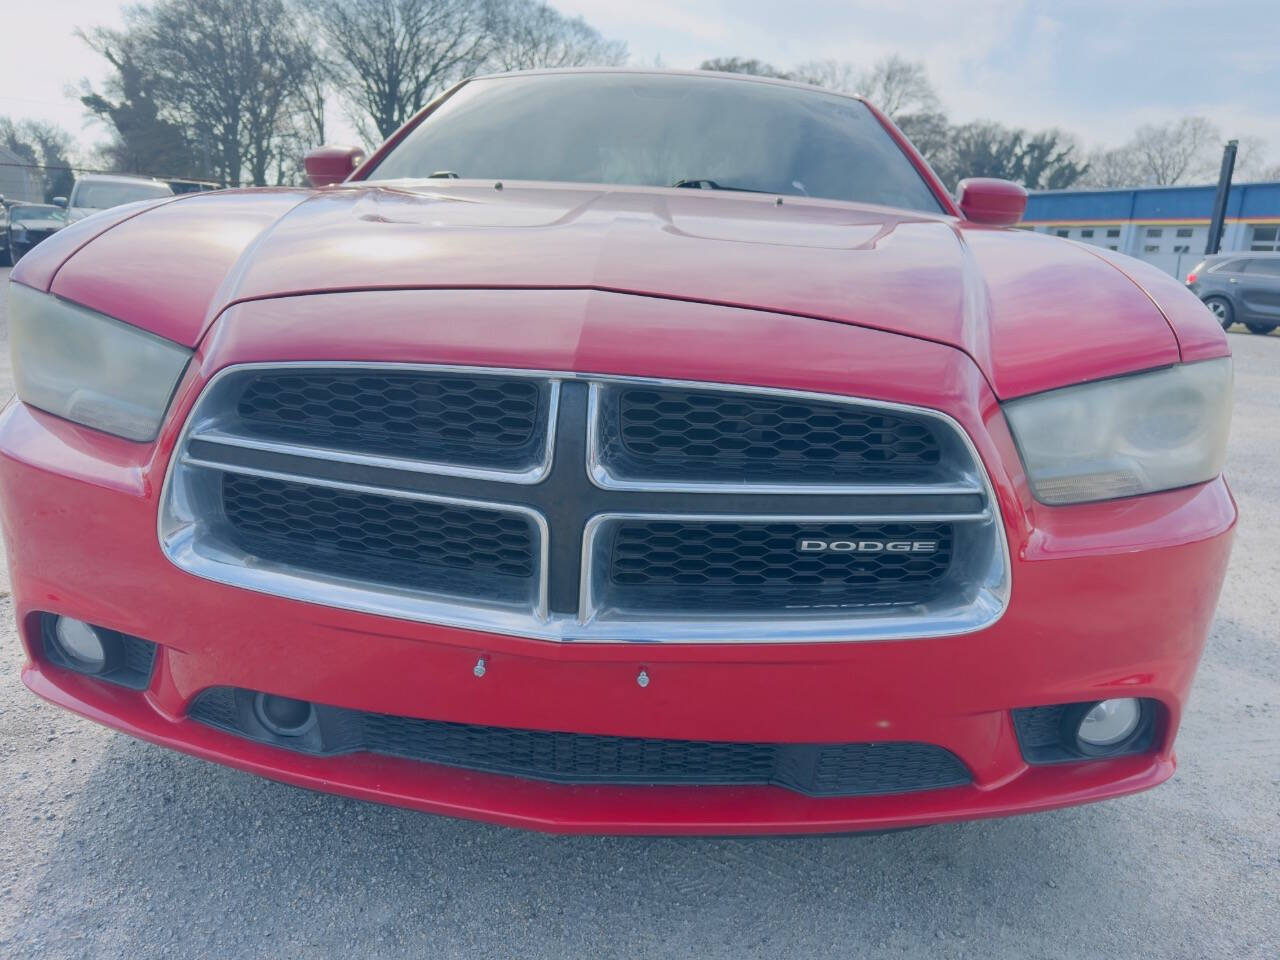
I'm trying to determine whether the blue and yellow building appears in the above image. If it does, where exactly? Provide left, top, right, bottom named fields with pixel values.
left=1023, top=180, right=1280, bottom=277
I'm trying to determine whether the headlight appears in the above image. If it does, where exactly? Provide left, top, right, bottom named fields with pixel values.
left=1004, top=358, right=1232, bottom=505
left=8, top=283, right=192, bottom=441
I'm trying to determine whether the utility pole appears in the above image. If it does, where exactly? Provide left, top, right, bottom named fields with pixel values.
left=1205, top=140, right=1238, bottom=255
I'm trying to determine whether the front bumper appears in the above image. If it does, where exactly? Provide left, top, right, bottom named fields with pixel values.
left=0, top=289, right=1236, bottom=834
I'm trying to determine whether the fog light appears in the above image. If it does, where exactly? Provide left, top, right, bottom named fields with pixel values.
left=52, top=617, right=111, bottom=674
left=1077, top=698, right=1142, bottom=748
left=253, top=693, right=316, bottom=737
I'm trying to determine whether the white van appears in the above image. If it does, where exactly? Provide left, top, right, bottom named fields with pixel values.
left=63, top=174, right=174, bottom=222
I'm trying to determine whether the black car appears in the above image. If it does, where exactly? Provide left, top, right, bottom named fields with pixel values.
left=1186, top=252, right=1280, bottom=335
left=2, top=202, right=68, bottom=265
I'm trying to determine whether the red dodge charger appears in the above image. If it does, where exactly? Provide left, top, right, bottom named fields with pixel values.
left=1, top=71, right=1235, bottom=834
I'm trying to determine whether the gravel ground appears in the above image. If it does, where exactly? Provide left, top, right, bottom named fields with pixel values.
left=0, top=265, right=1276, bottom=959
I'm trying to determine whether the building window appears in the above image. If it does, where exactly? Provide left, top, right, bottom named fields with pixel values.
left=1108, top=245, right=1118, bottom=251
left=1250, top=226, right=1280, bottom=252
left=1081, top=229, right=1094, bottom=238
left=1106, top=228, right=1121, bottom=238
left=1055, top=229, right=1069, bottom=238
left=1173, top=244, right=1190, bottom=253
left=1176, top=228, right=1194, bottom=238
left=1146, top=228, right=1163, bottom=238
left=1143, top=244, right=1160, bottom=253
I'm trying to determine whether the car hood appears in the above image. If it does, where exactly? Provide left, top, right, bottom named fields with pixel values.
left=21, top=181, right=1221, bottom=398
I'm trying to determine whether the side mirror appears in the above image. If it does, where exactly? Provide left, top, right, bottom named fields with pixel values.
left=956, top=178, right=1026, bottom=226
left=304, top=145, right=366, bottom=187
left=51, top=196, right=68, bottom=208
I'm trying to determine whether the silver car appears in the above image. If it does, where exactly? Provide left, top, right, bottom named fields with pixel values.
left=1186, top=252, right=1280, bottom=335
left=60, top=174, right=174, bottom=222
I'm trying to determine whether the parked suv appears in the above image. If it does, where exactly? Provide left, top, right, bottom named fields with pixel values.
left=1187, top=252, right=1280, bottom=335
left=62, top=173, right=173, bottom=222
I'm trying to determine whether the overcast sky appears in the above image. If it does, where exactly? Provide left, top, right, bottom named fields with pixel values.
left=3, top=0, right=1278, bottom=164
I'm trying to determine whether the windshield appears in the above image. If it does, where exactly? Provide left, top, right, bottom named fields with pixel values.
left=10, top=205, right=64, bottom=224
left=73, top=180, right=173, bottom=209
left=367, top=73, right=944, bottom=213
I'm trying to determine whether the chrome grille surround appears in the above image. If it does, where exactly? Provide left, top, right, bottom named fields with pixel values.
left=159, top=363, right=1011, bottom=644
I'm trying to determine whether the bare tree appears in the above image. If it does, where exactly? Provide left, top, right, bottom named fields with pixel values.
left=1130, top=117, right=1220, bottom=185
left=790, top=59, right=857, bottom=93
left=855, top=56, right=941, bottom=121
left=315, top=0, right=495, bottom=142
left=78, top=28, right=201, bottom=179
left=0, top=118, right=77, bottom=200
left=794, top=56, right=948, bottom=167
left=1079, top=117, right=1223, bottom=188
left=698, top=58, right=791, bottom=79
left=82, top=0, right=320, bottom=186
left=1232, top=136, right=1274, bottom=181
left=1077, top=145, right=1141, bottom=188
left=488, top=0, right=626, bottom=72
left=293, top=46, right=335, bottom=146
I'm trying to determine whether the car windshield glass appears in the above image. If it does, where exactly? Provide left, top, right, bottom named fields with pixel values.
left=367, top=73, right=944, bottom=213
left=74, top=180, right=172, bottom=208
left=10, top=206, right=63, bottom=224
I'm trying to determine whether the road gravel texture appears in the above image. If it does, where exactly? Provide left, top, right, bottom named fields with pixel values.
left=0, top=266, right=1276, bottom=959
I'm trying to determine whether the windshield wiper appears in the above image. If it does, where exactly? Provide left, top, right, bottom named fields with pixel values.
left=671, top=178, right=771, bottom=194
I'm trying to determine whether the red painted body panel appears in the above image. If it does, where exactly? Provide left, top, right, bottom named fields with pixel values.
left=0, top=290, right=1236, bottom=833
left=9, top=197, right=177, bottom=291
left=18, top=663, right=1179, bottom=835
left=0, top=74, right=1238, bottom=832
left=28, top=180, right=1188, bottom=399
left=956, top=178, right=1028, bottom=226
left=47, top=189, right=311, bottom=338
left=1081, top=245, right=1230, bottom=362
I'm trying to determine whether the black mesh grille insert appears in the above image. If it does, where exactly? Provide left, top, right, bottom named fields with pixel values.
left=189, top=687, right=972, bottom=798
left=603, top=387, right=946, bottom=484
left=233, top=370, right=547, bottom=469
left=220, top=473, right=537, bottom=603
left=607, top=520, right=953, bottom=611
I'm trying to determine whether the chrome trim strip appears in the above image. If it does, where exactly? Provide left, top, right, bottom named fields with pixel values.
left=167, top=457, right=552, bottom=623
left=585, top=381, right=985, bottom=495
left=184, top=363, right=559, bottom=485
left=158, top=360, right=1012, bottom=645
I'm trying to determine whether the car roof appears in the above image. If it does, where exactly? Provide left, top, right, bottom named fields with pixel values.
left=465, top=67, right=869, bottom=103
left=1206, top=251, right=1280, bottom=260
left=74, top=173, right=168, bottom=186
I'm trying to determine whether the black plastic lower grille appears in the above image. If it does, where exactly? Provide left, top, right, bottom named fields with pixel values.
left=608, top=520, right=953, bottom=611
left=190, top=687, right=972, bottom=798
left=1012, top=701, right=1158, bottom=764
left=39, top=614, right=157, bottom=690
left=220, top=473, right=536, bottom=603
